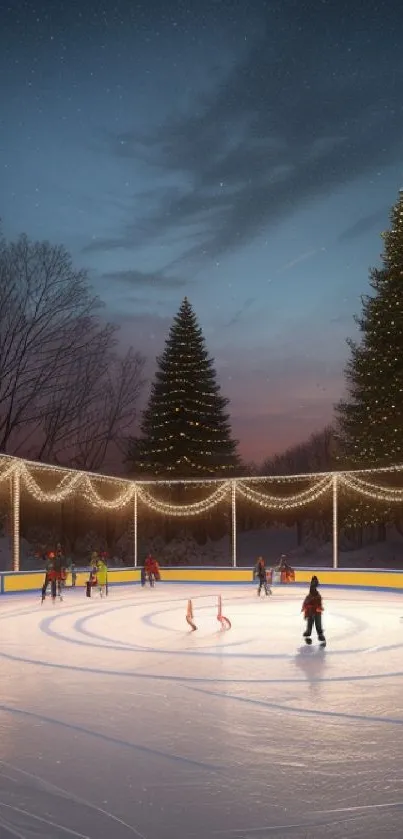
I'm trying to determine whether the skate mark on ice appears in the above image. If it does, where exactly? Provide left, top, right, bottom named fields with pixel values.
left=0, top=817, right=27, bottom=839
left=317, top=800, right=403, bottom=815
left=211, top=816, right=364, bottom=836
left=0, top=802, right=90, bottom=838
left=0, top=705, right=224, bottom=772
left=186, top=685, right=403, bottom=728
left=0, top=759, right=147, bottom=838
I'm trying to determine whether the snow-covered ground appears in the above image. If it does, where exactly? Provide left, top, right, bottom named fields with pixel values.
left=1, top=583, right=403, bottom=838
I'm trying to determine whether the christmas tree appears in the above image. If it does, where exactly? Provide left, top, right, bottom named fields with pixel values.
left=337, top=188, right=403, bottom=467
left=131, top=298, right=239, bottom=477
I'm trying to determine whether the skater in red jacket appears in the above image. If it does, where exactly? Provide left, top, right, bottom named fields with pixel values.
left=41, top=554, right=57, bottom=603
left=302, top=576, right=326, bottom=647
left=144, top=554, right=160, bottom=587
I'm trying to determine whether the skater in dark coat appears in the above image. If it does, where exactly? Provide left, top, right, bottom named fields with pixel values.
left=255, top=556, right=271, bottom=596
left=302, top=576, right=326, bottom=646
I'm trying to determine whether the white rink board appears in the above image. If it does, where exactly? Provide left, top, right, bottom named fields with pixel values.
left=1, top=583, right=403, bottom=838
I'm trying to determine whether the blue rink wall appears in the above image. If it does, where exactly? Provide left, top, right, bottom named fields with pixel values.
left=2, top=566, right=403, bottom=594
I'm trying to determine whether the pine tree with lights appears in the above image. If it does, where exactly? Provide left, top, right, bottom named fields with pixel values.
left=337, top=189, right=403, bottom=468
left=131, top=298, right=239, bottom=477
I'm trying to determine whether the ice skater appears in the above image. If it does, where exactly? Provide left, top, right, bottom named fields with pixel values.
left=96, top=556, right=108, bottom=597
left=302, top=575, right=326, bottom=646
left=86, top=554, right=98, bottom=598
left=41, top=554, right=57, bottom=604
left=143, top=554, right=160, bottom=587
left=255, top=556, right=271, bottom=596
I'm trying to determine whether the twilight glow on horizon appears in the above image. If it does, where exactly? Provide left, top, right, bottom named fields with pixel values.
left=1, top=0, right=403, bottom=463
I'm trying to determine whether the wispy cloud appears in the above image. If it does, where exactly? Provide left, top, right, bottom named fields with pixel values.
left=278, top=249, right=325, bottom=273
left=337, top=208, right=390, bottom=243
left=96, top=3, right=403, bottom=268
left=225, top=297, right=256, bottom=327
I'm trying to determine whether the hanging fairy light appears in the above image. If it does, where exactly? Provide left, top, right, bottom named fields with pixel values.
left=81, top=476, right=135, bottom=509
left=18, top=462, right=84, bottom=502
left=237, top=476, right=333, bottom=509
left=136, top=481, right=231, bottom=516
left=12, top=467, right=20, bottom=573
left=0, top=454, right=402, bottom=514
left=339, top=473, right=403, bottom=503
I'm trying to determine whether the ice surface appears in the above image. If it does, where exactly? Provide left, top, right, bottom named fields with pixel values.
left=1, top=582, right=403, bottom=838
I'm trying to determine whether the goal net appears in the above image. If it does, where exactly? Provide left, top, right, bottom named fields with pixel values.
left=186, top=594, right=231, bottom=632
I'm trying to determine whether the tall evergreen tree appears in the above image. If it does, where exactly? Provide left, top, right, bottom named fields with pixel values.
left=132, top=298, right=239, bottom=477
left=337, top=189, right=403, bottom=467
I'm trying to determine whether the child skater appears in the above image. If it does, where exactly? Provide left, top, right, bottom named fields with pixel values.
left=255, top=556, right=272, bottom=596
left=302, top=575, right=326, bottom=646
left=96, top=556, right=108, bottom=598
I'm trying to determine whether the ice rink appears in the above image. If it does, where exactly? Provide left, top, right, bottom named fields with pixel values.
left=1, top=582, right=403, bottom=838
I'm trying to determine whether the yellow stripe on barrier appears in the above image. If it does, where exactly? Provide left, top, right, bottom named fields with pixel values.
left=109, top=570, right=141, bottom=584
left=162, top=569, right=251, bottom=583
left=4, top=573, right=43, bottom=592
left=3, top=569, right=142, bottom=592
left=2, top=567, right=403, bottom=594
left=294, top=569, right=403, bottom=589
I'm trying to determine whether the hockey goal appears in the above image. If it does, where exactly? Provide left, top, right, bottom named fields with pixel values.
left=186, top=594, right=231, bottom=632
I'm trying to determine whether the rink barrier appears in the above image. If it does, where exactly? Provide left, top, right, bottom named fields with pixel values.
left=2, top=566, right=403, bottom=594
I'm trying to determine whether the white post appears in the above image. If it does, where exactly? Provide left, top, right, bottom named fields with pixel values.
left=231, top=480, right=237, bottom=568
left=133, top=486, right=138, bottom=567
left=332, top=473, right=338, bottom=570
left=12, top=467, right=20, bottom=572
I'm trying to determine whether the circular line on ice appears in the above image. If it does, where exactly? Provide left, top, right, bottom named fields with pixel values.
left=38, top=602, right=388, bottom=660
left=1, top=645, right=403, bottom=682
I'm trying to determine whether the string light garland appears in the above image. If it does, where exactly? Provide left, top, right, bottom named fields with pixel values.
left=341, top=473, right=403, bottom=497
left=231, top=480, right=236, bottom=567
left=332, top=474, right=338, bottom=569
left=339, top=473, right=403, bottom=503
left=0, top=459, right=18, bottom=484
left=1, top=455, right=403, bottom=513
left=237, top=476, right=333, bottom=509
left=81, top=476, right=135, bottom=509
left=136, top=482, right=231, bottom=516
left=12, top=467, right=20, bottom=572
left=19, top=462, right=85, bottom=502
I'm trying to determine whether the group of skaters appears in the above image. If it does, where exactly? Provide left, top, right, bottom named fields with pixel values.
left=254, top=554, right=294, bottom=596
left=41, top=547, right=161, bottom=603
left=254, top=555, right=326, bottom=647
left=41, top=547, right=108, bottom=603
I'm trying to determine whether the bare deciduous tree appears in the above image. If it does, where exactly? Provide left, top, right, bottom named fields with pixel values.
left=0, top=234, right=145, bottom=470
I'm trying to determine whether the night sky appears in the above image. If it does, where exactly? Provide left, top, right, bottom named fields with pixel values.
left=1, top=0, right=403, bottom=463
